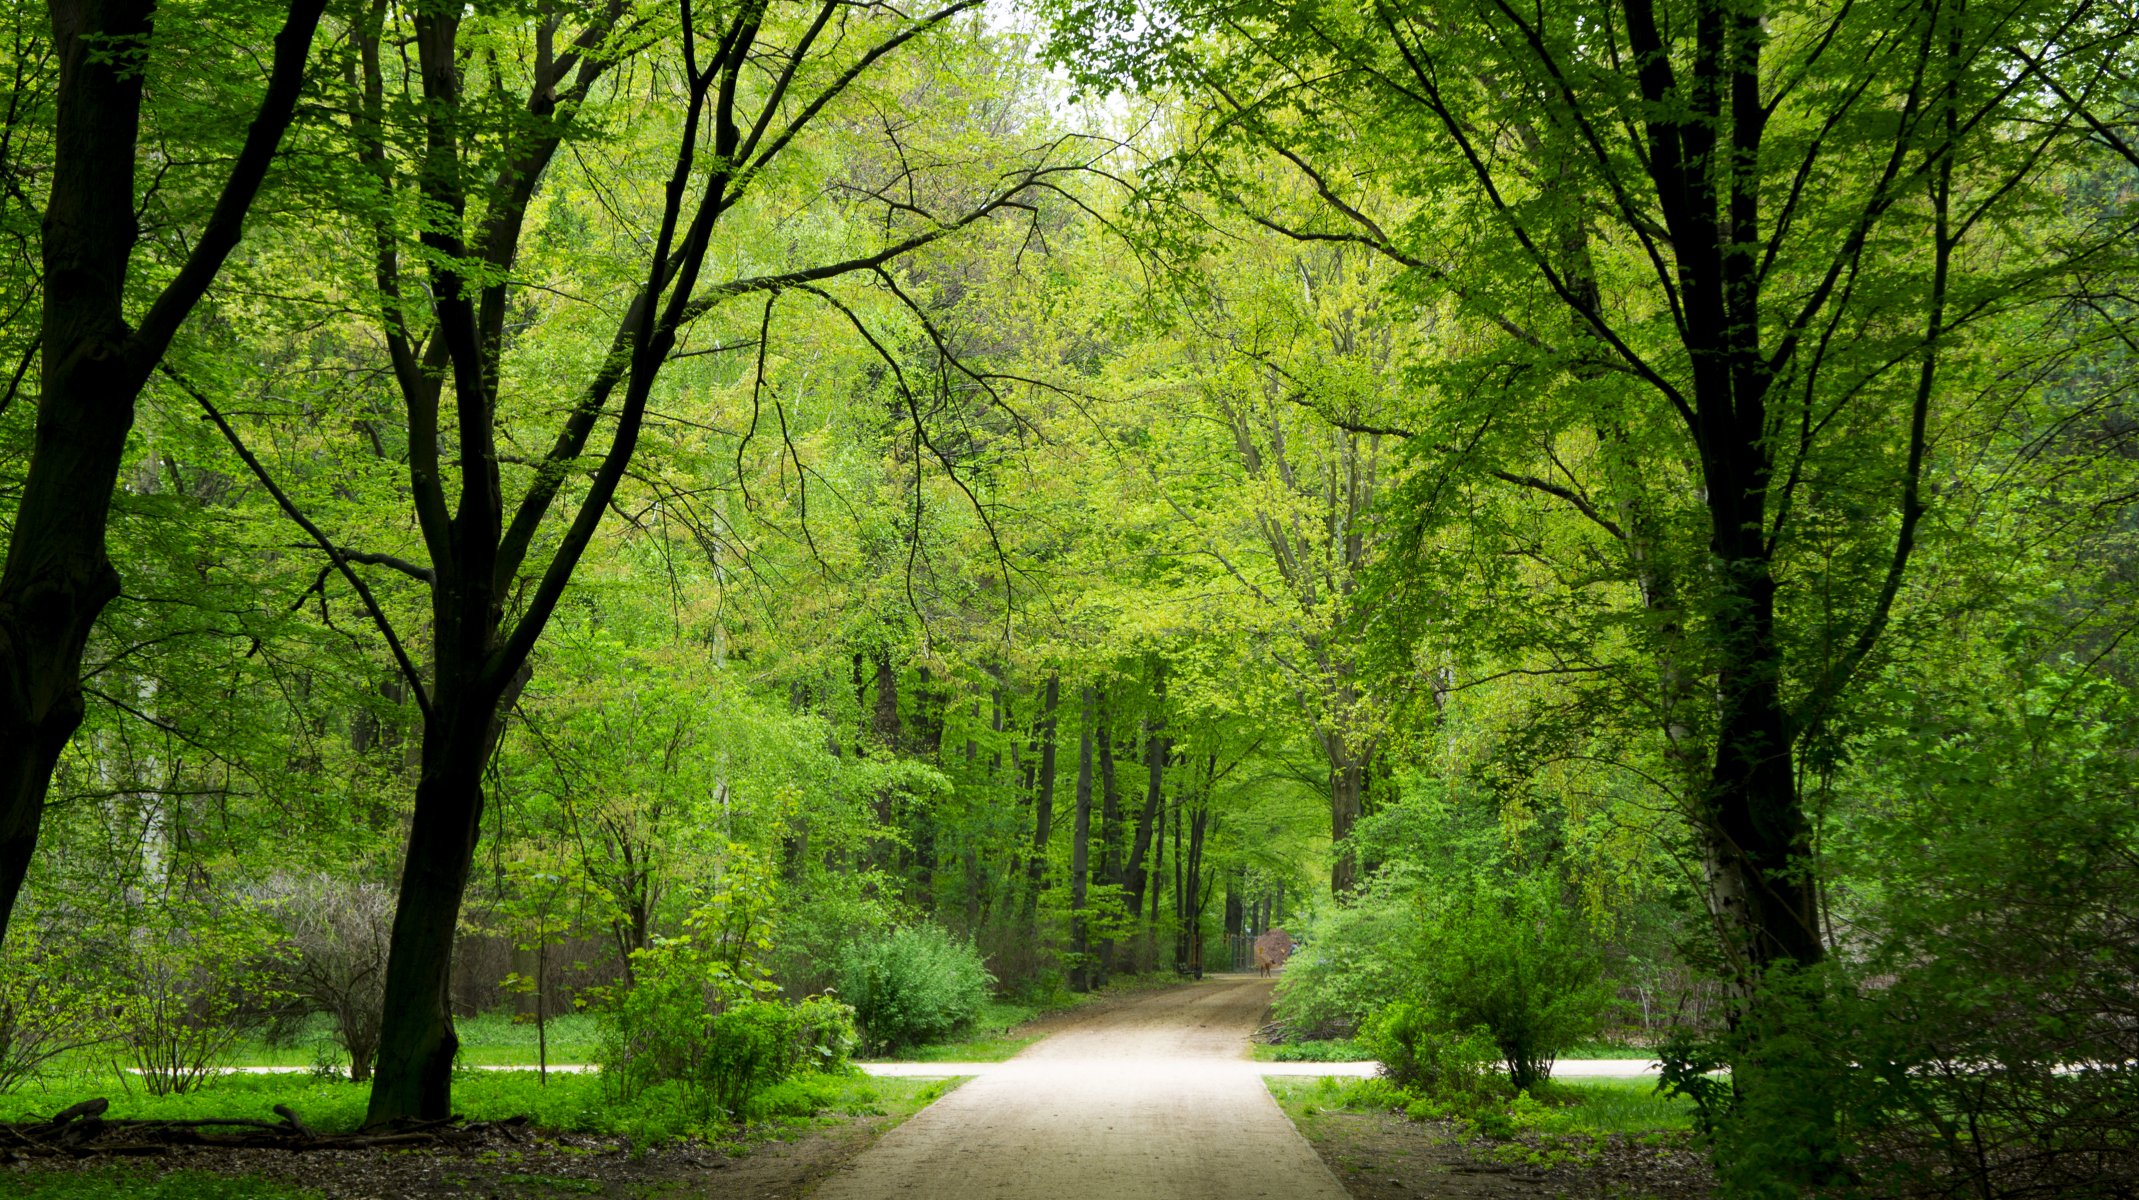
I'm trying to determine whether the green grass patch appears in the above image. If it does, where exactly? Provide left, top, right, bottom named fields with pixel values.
left=1519, top=1078, right=1693, bottom=1136
left=0, top=1167, right=318, bottom=1200
left=222, top=1011, right=601, bottom=1071
left=1266, top=1072, right=1694, bottom=1142
left=0, top=1068, right=942, bottom=1147
left=1558, top=1039, right=1663, bottom=1060
left=1249, top=1038, right=1367, bottom=1062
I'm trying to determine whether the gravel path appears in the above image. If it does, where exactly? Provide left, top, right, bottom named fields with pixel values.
left=810, top=976, right=1352, bottom=1200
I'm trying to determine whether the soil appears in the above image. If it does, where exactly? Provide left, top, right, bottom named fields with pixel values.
left=1282, top=1098, right=1716, bottom=1200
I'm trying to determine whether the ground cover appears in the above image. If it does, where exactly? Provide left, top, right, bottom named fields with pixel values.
left=0, top=1075, right=958, bottom=1200
left=1269, top=1075, right=1712, bottom=1200
left=1250, top=1038, right=1367, bottom=1062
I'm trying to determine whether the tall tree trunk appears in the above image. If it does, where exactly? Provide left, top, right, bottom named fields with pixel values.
left=1324, top=737, right=1367, bottom=898
left=1169, top=781, right=1184, bottom=971
left=1095, top=690, right=1120, bottom=977
left=0, top=0, right=324, bottom=949
left=367, top=680, right=512, bottom=1123
left=1184, top=767, right=1209, bottom=978
left=1020, top=674, right=1059, bottom=935
left=1121, top=665, right=1167, bottom=931
left=1068, top=685, right=1094, bottom=991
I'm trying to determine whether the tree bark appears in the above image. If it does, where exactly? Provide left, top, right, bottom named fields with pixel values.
left=1020, top=673, right=1059, bottom=934
left=1068, top=684, right=1094, bottom=991
left=1094, top=689, right=1120, bottom=976
left=0, top=0, right=325, bottom=948
left=1121, top=665, right=1167, bottom=934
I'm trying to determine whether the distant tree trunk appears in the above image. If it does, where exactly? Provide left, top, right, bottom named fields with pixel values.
left=1185, top=787, right=1208, bottom=978
left=1020, top=674, right=1059, bottom=935
left=1122, top=664, right=1168, bottom=942
left=1069, top=685, right=1094, bottom=991
left=1324, top=737, right=1369, bottom=898
left=1170, top=781, right=1185, bottom=971
left=0, top=0, right=325, bottom=950
left=1095, top=690, right=1121, bottom=977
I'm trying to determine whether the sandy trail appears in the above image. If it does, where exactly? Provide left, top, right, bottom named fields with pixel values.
left=809, top=977, right=1351, bottom=1200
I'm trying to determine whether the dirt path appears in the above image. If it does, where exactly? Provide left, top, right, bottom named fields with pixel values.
left=809, top=976, right=1350, bottom=1200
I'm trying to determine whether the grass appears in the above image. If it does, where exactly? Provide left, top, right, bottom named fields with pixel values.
left=1560, top=1038, right=1665, bottom=1061
left=1266, top=1071, right=1695, bottom=1141
left=1249, top=1038, right=1368, bottom=1062
left=0, top=1067, right=948, bottom=1146
left=222, top=1011, right=602, bottom=1071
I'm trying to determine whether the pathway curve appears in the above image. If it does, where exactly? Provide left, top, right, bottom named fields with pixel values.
left=810, top=976, right=1351, bottom=1200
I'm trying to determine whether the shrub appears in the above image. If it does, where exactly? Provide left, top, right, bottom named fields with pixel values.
left=597, top=855, right=858, bottom=1122
left=836, top=922, right=993, bottom=1053
left=0, top=926, right=116, bottom=1093
left=113, top=900, right=285, bottom=1096
left=1424, top=881, right=1613, bottom=1092
left=1363, top=1000, right=1499, bottom=1101
left=260, top=874, right=392, bottom=1083
left=1270, top=880, right=1424, bottom=1039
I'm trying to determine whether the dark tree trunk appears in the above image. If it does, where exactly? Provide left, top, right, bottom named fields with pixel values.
left=1326, top=746, right=1367, bottom=898
left=0, top=0, right=325, bottom=949
left=1095, top=690, right=1120, bottom=976
left=1121, top=665, right=1167, bottom=933
left=1020, top=674, right=1059, bottom=932
left=1068, top=685, right=1094, bottom=991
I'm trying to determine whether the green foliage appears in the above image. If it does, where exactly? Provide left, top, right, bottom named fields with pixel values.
left=113, top=900, right=286, bottom=1096
left=836, top=923, right=994, bottom=1054
left=0, top=926, right=116, bottom=1094
left=594, top=855, right=860, bottom=1122
left=1280, top=866, right=1613, bottom=1091
left=1423, top=884, right=1613, bottom=1093
left=1362, top=1002, right=1498, bottom=1101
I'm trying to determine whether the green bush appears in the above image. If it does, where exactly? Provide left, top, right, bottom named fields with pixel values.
left=836, top=923, right=993, bottom=1053
left=1424, top=882, right=1613, bottom=1092
left=596, top=857, right=861, bottom=1122
left=1363, top=1000, right=1499, bottom=1100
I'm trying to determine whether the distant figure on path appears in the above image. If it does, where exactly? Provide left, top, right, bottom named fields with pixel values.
left=1253, top=928, right=1294, bottom=977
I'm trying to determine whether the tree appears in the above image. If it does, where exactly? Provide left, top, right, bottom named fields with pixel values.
left=189, top=0, right=1083, bottom=1123
left=0, top=0, right=325, bottom=949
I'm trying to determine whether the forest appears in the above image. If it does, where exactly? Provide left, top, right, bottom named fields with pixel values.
left=0, top=0, right=2135, bottom=1196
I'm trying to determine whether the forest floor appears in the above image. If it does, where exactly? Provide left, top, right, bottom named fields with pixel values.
left=0, top=1076, right=955, bottom=1200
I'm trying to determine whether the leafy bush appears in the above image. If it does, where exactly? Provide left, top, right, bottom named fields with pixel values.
left=1270, top=879, right=1424, bottom=1039
left=113, top=900, right=285, bottom=1096
left=1278, top=868, right=1612, bottom=1091
left=597, top=855, right=859, bottom=1122
left=836, top=922, right=993, bottom=1053
left=0, top=925, right=116, bottom=1093
left=1424, top=882, right=1613, bottom=1091
left=1363, top=1000, right=1499, bottom=1100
